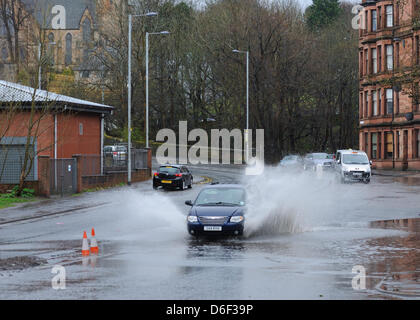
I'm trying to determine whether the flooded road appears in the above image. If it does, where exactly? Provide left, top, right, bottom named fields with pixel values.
left=0, top=165, right=419, bottom=299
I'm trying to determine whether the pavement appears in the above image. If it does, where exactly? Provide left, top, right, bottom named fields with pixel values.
left=373, top=169, right=420, bottom=177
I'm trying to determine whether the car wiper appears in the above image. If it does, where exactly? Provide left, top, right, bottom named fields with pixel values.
left=199, top=202, right=239, bottom=206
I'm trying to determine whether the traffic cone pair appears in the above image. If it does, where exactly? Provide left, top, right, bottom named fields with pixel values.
left=81, top=228, right=99, bottom=256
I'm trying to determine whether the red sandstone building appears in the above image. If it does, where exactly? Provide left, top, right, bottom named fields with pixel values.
left=0, top=80, right=113, bottom=184
left=359, top=0, right=420, bottom=170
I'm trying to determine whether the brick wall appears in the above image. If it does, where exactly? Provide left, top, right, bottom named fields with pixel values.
left=81, top=169, right=151, bottom=192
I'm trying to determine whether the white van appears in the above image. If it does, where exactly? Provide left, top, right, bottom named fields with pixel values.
left=334, top=149, right=372, bottom=184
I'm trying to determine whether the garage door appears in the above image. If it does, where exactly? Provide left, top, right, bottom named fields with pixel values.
left=0, top=138, right=36, bottom=184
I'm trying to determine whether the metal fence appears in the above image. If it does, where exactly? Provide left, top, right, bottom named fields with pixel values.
left=80, top=149, right=149, bottom=175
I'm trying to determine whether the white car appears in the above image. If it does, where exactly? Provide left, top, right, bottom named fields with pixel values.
left=334, top=149, right=372, bottom=184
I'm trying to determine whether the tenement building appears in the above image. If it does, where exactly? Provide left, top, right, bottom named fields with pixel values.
left=359, top=0, right=420, bottom=170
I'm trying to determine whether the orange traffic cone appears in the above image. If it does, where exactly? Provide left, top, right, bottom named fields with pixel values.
left=82, top=231, right=90, bottom=256
left=90, top=228, right=99, bottom=254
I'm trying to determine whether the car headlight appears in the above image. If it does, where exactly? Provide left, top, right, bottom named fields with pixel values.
left=230, top=216, right=244, bottom=223
left=187, top=216, right=198, bottom=223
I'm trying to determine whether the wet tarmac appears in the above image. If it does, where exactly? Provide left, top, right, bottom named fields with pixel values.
left=0, top=165, right=419, bottom=299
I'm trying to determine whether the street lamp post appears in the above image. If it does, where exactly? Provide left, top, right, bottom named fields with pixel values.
left=233, top=49, right=249, bottom=161
left=127, top=11, right=157, bottom=185
left=145, top=31, right=170, bottom=149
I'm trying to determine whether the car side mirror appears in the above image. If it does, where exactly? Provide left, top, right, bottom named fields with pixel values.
left=185, top=200, right=193, bottom=206
left=337, top=160, right=341, bottom=164
left=369, top=160, right=373, bottom=166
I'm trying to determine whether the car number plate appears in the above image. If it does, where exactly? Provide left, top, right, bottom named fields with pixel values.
left=204, top=226, right=222, bottom=231
left=353, top=173, right=362, bottom=177
left=161, top=180, right=172, bottom=184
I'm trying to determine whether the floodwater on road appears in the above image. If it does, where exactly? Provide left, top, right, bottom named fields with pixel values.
left=0, top=165, right=419, bottom=300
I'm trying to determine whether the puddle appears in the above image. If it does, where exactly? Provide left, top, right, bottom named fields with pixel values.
left=395, top=176, right=420, bottom=186
left=366, top=218, right=419, bottom=298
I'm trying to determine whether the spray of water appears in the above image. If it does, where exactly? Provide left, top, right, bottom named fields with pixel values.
left=242, top=165, right=340, bottom=238
left=100, top=188, right=187, bottom=242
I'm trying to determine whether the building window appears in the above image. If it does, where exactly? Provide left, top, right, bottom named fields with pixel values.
left=373, top=91, right=378, bottom=116
left=395, top=91, right=400, bottom=114
left=386, top=5, right=393, bottom=28
left=365, top=91, right=369, bottom=118
left=417, top=129, right=420, bottom=158
left=372, top=10, right=377, bottom=31
left=365, top=49, right=369, bottom=74
left=386, top=44, right=393, bottom=70
left=395, top=42, right=399, bottom=69
left=396, top=131, right=400, bottom=159
left=364, top=133, right=369, bottom=154
left=48, top=33, right=55, bottom=65
left=378, top=45, right=382, bottom=72
left=372, top=48, right=377, bottom=74
left=1, top=47, right=8, bottom=60
left=378, top=6, right=382, bottom=29
left=65, top=33, right=72, bottom=66
left=378, top=88, right=382, bottom=115
left=385, top=132, right=393, bottom=159
left=82, top=18, right=92, bottom=43
left=360, top=93, right=363, bottom=118
left=372, top=133, right=378, bottom=159
left=414, top=82, right=420, bottom=112
left=360, top=51, right=363, bottom=77
left=416, top=36, right=419, bottom=65
left=79, top=123, right=83, bottom=136
left=386, top=89, right=393, bottom=115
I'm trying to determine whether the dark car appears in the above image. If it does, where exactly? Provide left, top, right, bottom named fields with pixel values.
left=153, top=165, right=193, bottom=190
left=185, top=184, right=246, bottom=236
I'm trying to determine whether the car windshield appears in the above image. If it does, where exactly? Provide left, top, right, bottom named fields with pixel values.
left=312, top=153, right=328, bottom=159
left=158, top=167, right=181, bottom=174
left=195, top=188, right=246, bottom=206
left=342, top=154, right=369, bottom=165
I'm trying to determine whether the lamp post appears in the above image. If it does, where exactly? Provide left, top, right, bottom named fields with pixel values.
left=233, top=49, right=249, bottom=161
left=145, top=31, right=170, bottom=149
left=127, top=11, right=157, bottom=185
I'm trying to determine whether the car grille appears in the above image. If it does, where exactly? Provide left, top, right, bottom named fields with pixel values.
left=345, top=171, right=369, bottom=178
left=199, top=216, right=229, bottom=225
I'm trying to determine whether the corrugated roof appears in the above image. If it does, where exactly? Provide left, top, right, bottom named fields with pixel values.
left=0, top=80, right=113, bottom=112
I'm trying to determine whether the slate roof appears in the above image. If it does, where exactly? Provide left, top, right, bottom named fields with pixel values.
left=21, top=0, right=96, bottom=30
left=0, top=80, right=113, bottom=114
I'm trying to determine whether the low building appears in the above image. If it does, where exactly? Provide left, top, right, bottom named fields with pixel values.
left=0, top=80, right=113, bottom=184
left=358, top=0, right=420, bottom=170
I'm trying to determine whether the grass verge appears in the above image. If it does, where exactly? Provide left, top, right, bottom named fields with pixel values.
left=0, top=195, right=36, bottom=209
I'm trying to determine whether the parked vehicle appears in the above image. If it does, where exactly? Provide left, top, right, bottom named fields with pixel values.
left=280, top=155, right=303, bottom=169
left=303, top=153, right=334, bottom=171
left=104, top=145, right=127, bottom=165
left=334, top=149, right=372, bottom=183
left=185, top=184, right=246, bottom=236
left=153, top=165, right=193, bottom=190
